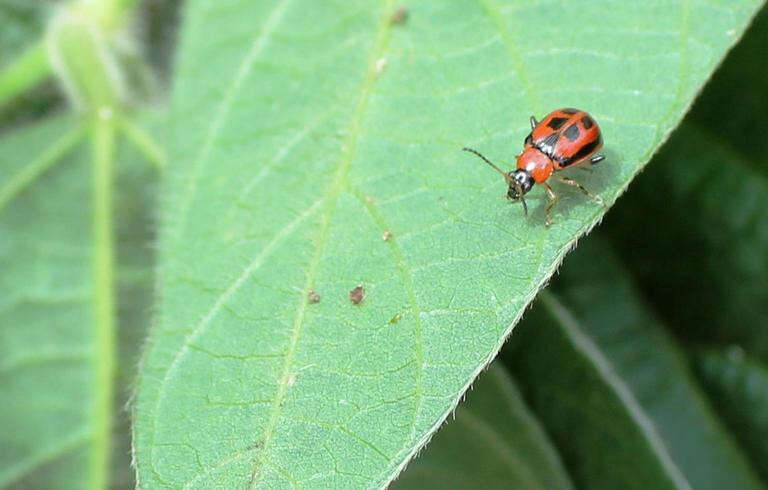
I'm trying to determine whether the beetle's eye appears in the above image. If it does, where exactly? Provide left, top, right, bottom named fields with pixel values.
left=524, top=133, right=533, bottom=145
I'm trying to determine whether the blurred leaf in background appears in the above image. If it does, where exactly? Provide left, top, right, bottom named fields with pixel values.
left=0, top=115, right=156, bottom=488
left=0, top=0, right=163, bottom=488
left=695, top=348, right=768, bottom=480
left=392, top=364, right=572, bottom=490
left=505, top=239, right=761, bottom=490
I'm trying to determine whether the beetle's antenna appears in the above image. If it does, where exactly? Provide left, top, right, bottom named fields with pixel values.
left=462, top=147, right=511, bottom=184
left=516, top=182, right=528, bottom=216
left=530, top=116, right=538, bottom=130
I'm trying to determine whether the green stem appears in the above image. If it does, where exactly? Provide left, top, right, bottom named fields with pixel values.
left=117, top=116, right=166, bottom=170
left=0, top=124, right=86, bottom=214
left=0, top=41, right=51, bottom=111
left=90, top=109, right=116, bottom=490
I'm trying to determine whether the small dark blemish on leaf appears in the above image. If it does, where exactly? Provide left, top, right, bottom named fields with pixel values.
left=389, top=312, right=402, bottom=324
left=349, top=285, right=365, bottom=305
left=391, top=6, right=409, bottom=25
left=249, top=440, right=264, bottom=451
left=307, top=289, right=320, bottom=304
left=382, top=230, right=393, bottom=241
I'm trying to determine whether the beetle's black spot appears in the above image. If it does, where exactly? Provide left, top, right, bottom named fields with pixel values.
left=563, top=124, right=581, bottom=141
left=547, top=117, right=568, bottom=130
left=561, top=136, right=602, bottom=166
left=561, top=108, right=579, bottom=114
left=581, top=115, right=594, bottom=129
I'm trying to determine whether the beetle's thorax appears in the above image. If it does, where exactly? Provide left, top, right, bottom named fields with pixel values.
left=516, top=147, right=554, bottom=183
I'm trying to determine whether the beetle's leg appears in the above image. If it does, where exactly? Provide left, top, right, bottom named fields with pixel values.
left=530, top=116, right=538, bottom=130
left=558, top=176, right=604, bottom=205
left=518, top=185, right=528, bottom=216
left=544, top=183, right=557, bottom=227
left=590, top=154, right=605, bottom=164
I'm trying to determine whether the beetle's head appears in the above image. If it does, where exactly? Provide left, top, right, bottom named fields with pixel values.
left=506, top=169, right=534, bottom=200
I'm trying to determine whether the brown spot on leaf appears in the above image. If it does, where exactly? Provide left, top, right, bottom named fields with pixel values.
left=391, top=6, right=409, bottom=25
left=382, top=230, right=393, bottom=241
left=307, top=289, right=320, bottom=304
left=349, top=285, right=366, bottom=305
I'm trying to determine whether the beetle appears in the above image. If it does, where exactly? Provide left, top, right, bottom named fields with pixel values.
left=463, top=108, right=605, bottom=226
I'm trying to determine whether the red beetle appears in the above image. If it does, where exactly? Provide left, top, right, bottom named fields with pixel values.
left=464, top=108, right=605, bottom=226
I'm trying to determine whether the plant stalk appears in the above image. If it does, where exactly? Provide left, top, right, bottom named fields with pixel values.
left=90, top=108, right=116, bottom=490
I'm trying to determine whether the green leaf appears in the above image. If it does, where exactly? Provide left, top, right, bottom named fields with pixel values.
left=603, top=122, right=768, bottom=360
left=504, top=239, right=763, bottom=490
left=393, top=362, right=572, bottom=490
left=0, top=114, right=157, bottom=488
left=0, top=0, right=47, bottom=60
left=0, top=117, right=92, bottom=489
left=133, top=0, right=765, bottom=487
left=694, top=349, right=768, bottom=481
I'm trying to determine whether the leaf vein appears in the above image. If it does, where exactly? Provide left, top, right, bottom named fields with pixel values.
left=150, top=197, right=323, bottom=477
left=0, top=124, right=86, bottom=215
left=350, top=186, right=425, bottom=439
left=170, top=0, right=294, bottom=242
left=476, top=0, right=541, bottom=115
left=247, top=3, right=396, bottom=486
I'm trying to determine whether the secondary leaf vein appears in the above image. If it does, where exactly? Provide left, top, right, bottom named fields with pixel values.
left=476, top=0, right=541, bottom=115
left=150, top=197, right=323, bottom=474
left=170, top=0, right=294, bottom=242
left=350, top=186, right=425, bottom=443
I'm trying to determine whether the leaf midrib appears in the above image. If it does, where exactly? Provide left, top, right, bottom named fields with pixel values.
left=248, top=2, right=396, bottom=486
